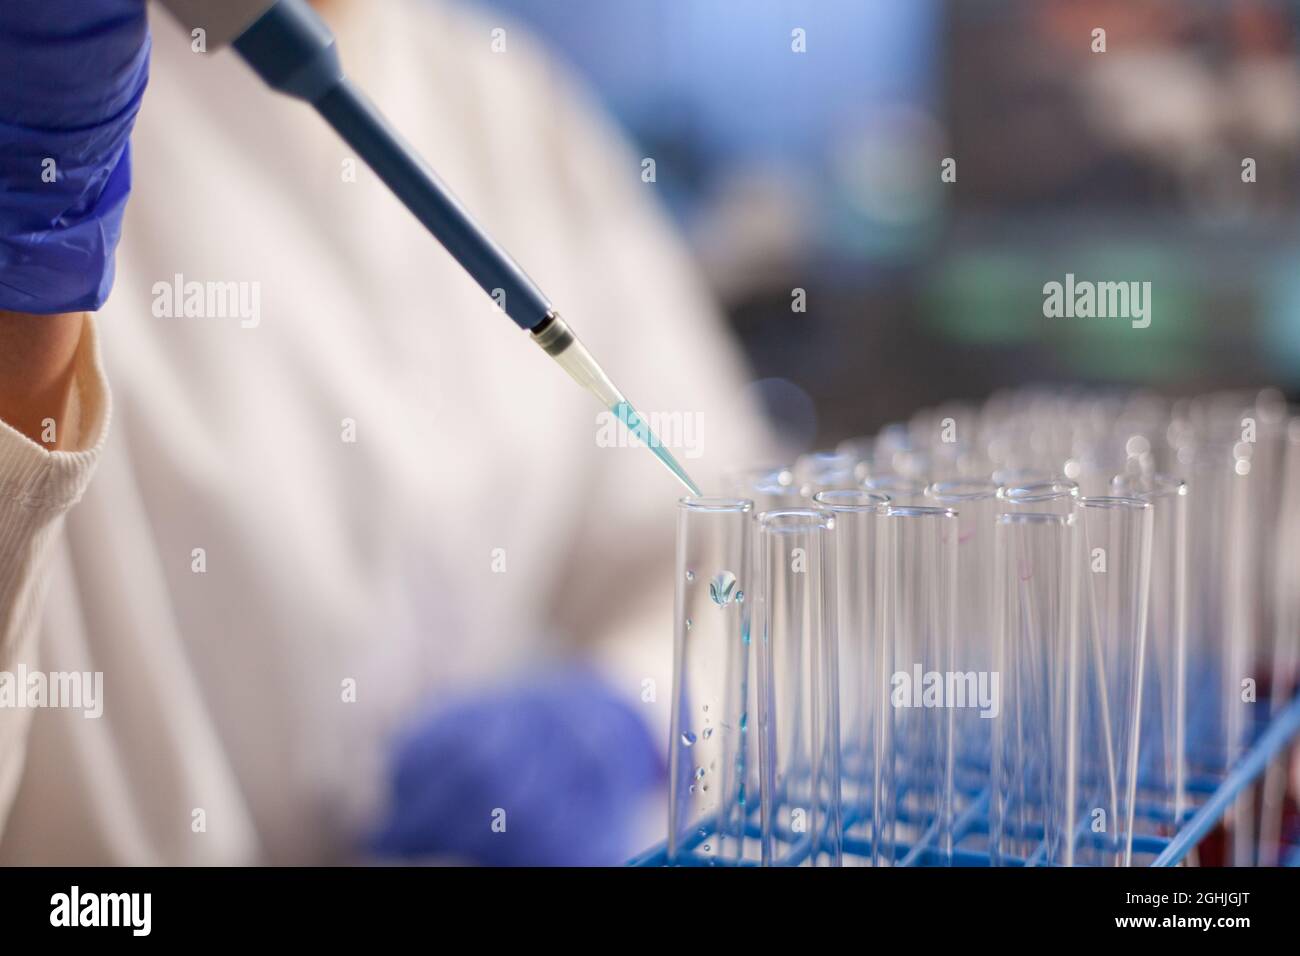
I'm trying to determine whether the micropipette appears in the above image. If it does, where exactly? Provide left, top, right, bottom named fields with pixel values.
left=155, top=0, right=701, bottom=496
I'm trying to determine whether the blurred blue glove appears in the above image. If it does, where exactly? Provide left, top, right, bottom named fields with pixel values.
left=370, top=668, right=664, bottom=867
left=0, top=1, right=150, bottom=313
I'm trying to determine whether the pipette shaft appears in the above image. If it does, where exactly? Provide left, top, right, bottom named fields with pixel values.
left=155, top=0, right=701, bottom=494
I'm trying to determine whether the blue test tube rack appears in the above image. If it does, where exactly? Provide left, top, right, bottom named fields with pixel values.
left=630, top=693, right=1300, bottom=867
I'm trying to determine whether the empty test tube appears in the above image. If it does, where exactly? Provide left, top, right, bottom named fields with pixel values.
left=991, top=510, right=1080, bottom=866
left=1182, top=435, right=1257, bottom=864
left=756, top=509, right=842, bottom=866
left=927, top=480, right=1000, bottom=781
left=814, top=490, right=892, bottom=865
left=1260, top=418, right=1300, bottom=864
left=1075, top=496, right=1153, bottom=867
left=1173, top=434, right=1256, bottom=777
left=878, top=504, right=959, bottom=866
left=1114, top=474, right=1188, bottom=833
left=668, top=497, right=755, bottom=864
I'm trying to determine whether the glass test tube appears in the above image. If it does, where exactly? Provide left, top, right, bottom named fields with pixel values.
left=1075, top=496, right=1152, bottom=867
left=863, top=475, right=929, bottom=507
left=990, top=510, right=1080, bottom=866
left=878, top=505, right=959, bottom=866
left=1114, top=474, right=1188, bottom=834
left=1239, top=391, right=1288, bottom=724
left=1176, top=436, right=1256, bottom=777
left=668, top=497, right=755, bottom=864
left=997, top=478, right=1080, bottom=516
left=927, top=480, right=1000, bottom=786
left=813, top=490, right=892, bottom=866
left=1260, top=417, right=1300, bottom=863
left=756, top=509, right=842, bottom=866
left=1185, top=435, right=1257, bottom=865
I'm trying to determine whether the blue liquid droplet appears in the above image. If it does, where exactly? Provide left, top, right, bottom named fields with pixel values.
left=702, top=727, right=713, bottom=740
left=681, top=731, right=697, bottom=746
left=709, top=571, right=738, bottom=606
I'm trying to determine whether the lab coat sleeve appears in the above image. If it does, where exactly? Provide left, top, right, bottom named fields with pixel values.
left=0, top=316, right=109, bottom=831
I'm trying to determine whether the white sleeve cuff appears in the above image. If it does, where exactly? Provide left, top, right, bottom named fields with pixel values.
left=0, top=316, right=110, bottom=512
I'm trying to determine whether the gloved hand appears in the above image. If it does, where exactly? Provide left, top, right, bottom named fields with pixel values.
left=369, top=668, right=664, bottom=867
left=0, top=1, right=150, bottom=314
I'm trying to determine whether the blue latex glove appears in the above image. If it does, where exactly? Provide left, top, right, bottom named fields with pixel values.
left=0, top=1, right=150, bottom=313
left=370, top=668, right=664, bottom=867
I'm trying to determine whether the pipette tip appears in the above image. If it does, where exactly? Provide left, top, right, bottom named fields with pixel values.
left=612, top=401, right=703, bottom=496
left=532, top=313, right=703, bottom=496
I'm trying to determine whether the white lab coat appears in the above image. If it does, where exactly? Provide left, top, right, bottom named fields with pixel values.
left=0, top=0, right=769, bottom=863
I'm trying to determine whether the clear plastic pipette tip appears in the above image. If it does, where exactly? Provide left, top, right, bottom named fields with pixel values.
left=532, top=314, right=702, bottom=496
left=610, top=399, right=703, bottom=496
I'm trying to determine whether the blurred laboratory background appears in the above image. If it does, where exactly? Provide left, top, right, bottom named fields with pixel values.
left=474, top=0, right=1300, bottom=451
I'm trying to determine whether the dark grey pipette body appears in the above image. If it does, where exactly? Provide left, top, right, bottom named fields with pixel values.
left=156, top=0, right=700, bottom=494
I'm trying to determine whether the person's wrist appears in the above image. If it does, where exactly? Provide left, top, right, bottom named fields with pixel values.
left=0, top=311, right=86, bottom=448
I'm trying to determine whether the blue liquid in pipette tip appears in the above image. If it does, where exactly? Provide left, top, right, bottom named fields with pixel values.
left=612, top=401, right=702, bottom=496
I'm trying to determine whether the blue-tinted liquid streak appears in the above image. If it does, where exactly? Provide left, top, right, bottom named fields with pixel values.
left=612, top=401, right=702, bottom=495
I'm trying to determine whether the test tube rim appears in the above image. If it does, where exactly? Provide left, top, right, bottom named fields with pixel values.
left=811, top=489, right=890, bottom=513
left=997, top=478, right=1080, bottom=504
left=1112, top=473, right=1188, bottom=501
left=678, top=496, right=754, bottom=514
left=1077, top=494, right=1151, bottom=513
left=926, top=478, right=1000, bottom=502
left=862, top=475, right=928, bottom=497
left=757, top=507, right=834, bottom=533
left=885, top=504, right=957, bottom=520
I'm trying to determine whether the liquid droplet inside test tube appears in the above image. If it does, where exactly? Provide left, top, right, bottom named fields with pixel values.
left=708, top=570, right=738, bottom=606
